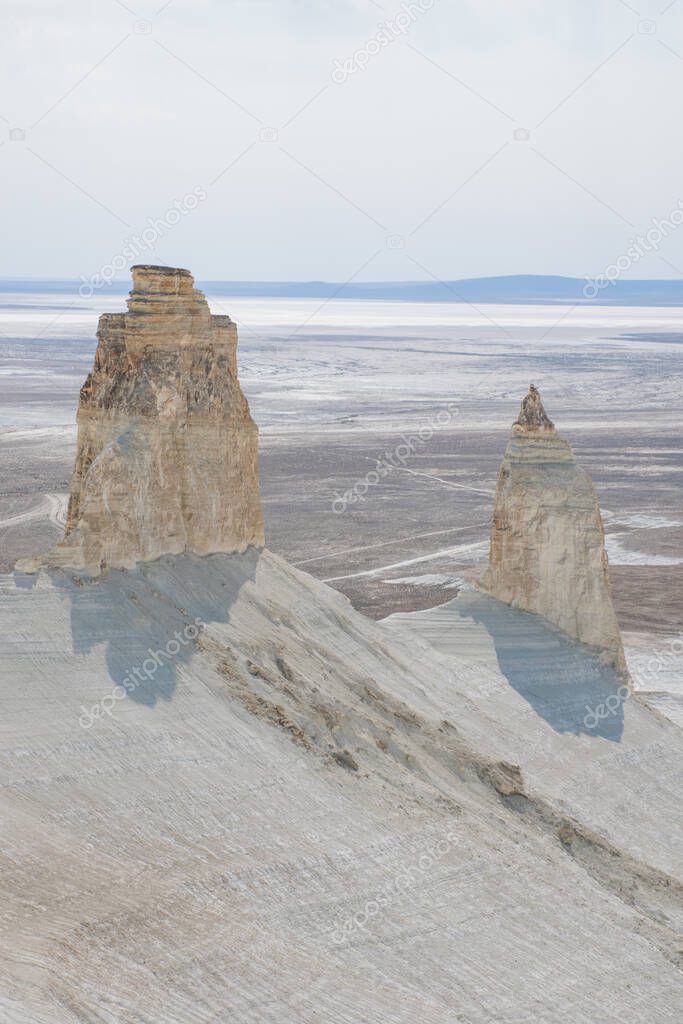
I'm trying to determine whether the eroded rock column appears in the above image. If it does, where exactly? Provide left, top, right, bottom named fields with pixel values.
left=20, top=265, right=264, bottom=574
left=481, top=385, right=627, bottom=675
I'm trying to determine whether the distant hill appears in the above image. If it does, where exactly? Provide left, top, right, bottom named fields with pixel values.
left=199, top=275, right=683, bottom=306
left=2, top=273, right=683, bottom=305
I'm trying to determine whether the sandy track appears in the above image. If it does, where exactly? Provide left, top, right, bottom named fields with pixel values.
left=391, top=465, right=496, bottom=496
left=322, top=540, right=489, bottom=582
left=45, top=492, right=68, bottom=529
left=0, top=492, right=68, bottom=532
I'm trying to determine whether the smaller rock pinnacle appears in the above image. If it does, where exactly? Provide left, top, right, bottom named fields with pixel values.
left=483, top=383, right=627, bottom=676
left=513, top=383, right=555, bottom=433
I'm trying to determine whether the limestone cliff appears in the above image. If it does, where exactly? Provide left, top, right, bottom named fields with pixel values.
left=19, top=265, right=264, bottom=573
left=481, top=385, right=627, bottom=675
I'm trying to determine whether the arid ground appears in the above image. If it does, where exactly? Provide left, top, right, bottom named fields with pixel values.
left=1, top=292, right=681, bottom=690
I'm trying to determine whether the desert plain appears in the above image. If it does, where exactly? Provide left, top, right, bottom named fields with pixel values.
left=1, top=288, right=681, bottom=702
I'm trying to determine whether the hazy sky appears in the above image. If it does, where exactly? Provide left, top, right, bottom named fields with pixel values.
left=3, top=0, right=683, bottom=282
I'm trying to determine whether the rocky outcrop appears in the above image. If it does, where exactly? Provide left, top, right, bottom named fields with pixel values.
left=18, top=265, right=264, bottom=574
left=481, top=385, right=627, bottom=674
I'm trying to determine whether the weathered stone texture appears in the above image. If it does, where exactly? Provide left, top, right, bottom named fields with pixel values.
left=481, top=385, right=627, bottom=674
left=19, top=265, right=263, bottom=573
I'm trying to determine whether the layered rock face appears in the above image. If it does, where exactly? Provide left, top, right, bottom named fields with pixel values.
left=481, top=385, right=627, bottom=674
left=20, top=265, right=264, bottom=573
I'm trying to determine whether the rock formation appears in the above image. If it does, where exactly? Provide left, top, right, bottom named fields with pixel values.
left=481, top=385, right=627, bottom=674
left=18, top=265, right=264, bottom=574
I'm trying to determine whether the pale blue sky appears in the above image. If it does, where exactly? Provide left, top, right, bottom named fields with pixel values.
left=2, top=0, right=683, bottom=282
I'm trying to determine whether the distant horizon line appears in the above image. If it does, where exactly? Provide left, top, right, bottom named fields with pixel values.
left=2, top=273, right=683, bottom=307
left=1, top=272, right=682, bottom=284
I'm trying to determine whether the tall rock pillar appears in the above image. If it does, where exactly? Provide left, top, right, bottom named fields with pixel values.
left=19, top=265, right=264, bottom=574
left=481, top=385, right=627, bottom=675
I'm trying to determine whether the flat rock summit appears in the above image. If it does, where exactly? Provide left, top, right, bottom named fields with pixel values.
left=2, top=270, right=681, bottom=1024
left=18, top=265, right=263, bottom=575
